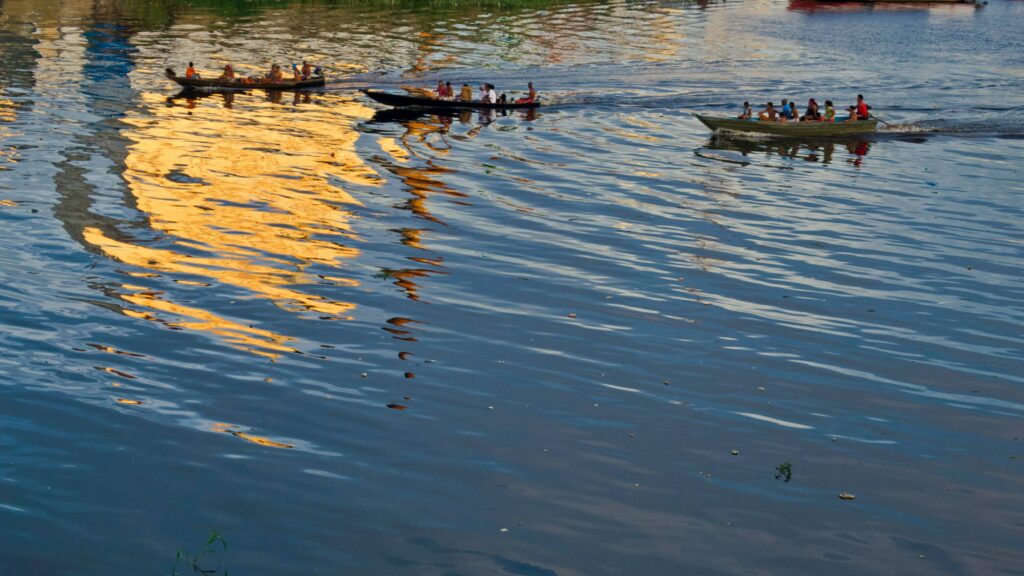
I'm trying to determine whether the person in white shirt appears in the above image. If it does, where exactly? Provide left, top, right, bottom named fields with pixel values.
left=479, top=83, right=497, bottom=104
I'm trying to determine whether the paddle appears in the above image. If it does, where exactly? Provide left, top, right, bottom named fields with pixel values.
left=870, top=114, right=892, bottom=127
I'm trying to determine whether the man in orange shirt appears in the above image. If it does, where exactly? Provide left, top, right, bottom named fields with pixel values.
left=185, top=62, right=198, bottom=79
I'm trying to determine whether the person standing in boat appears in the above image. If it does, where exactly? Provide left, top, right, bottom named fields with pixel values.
left=292, top=64, right=302, bottom=82
left=737, top=101, right=753, bottom=119
left=186, top=62, right=199, bottom=79
left=758, top=102, right=779, bottom=121
left=301, top=61, right=312, bottom=80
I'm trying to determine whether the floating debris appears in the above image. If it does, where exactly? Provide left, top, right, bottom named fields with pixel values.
left=386, top=403, right=407, bottom=411
left=116, top=398, right=143, bottom=405
left=0, top=199, right=17, bottom=207
left=499, top=528, right=509, bottom=533
left=567, top=313, right=577, bottom=319
left=730, top=450, right=739, bottom=456
left=775, top=462, right=792, bottom=482
left=838, top=492, right=856, bottom=500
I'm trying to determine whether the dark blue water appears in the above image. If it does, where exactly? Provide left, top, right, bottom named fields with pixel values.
left=1, top=1, right=1022, bottom=574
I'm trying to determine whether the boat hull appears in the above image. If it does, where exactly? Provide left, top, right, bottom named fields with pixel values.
left=362, top=89, right=540, bottom=110
left=694, top=114, right=878, bottom=136
left=165, top=68, right=325, bottom=91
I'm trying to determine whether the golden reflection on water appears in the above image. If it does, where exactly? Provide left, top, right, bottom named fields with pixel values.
left=83, top=90, right=381, bottom=358
left=374, top=115, right=459, bottom=302
left=211, top=422, right=294, bottom=448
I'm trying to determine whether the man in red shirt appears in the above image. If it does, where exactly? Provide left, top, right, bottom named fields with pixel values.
left=856, top=94, right=870, bottom=121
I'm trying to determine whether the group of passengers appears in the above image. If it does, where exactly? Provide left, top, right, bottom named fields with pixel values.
left=184, top=61, right=321, bottom=84
left=738, top=94, right=871, bottom=123
left=435, top=81, right=538, bottom=104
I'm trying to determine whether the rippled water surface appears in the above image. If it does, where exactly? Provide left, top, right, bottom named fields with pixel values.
left=1, top=0, right=1022, bottom=574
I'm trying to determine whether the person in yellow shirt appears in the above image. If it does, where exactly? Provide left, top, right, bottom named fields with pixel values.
left=459, top=83, right=473, bottom=102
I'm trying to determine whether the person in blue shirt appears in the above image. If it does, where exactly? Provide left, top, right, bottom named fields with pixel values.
left=779, top=99, right=792, bottom=122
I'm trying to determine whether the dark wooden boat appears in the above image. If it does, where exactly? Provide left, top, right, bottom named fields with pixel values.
left=165, top=68, right=325, bottom=91
left=362, top=89, right=541, bottom=110
left=694, top=113, right=879, bottom=136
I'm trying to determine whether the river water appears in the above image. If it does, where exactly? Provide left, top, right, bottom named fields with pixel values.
left=1, top=0, right=1022, bottom=574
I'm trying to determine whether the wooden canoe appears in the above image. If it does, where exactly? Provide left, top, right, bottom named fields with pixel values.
left=362, top=89, right=540, bottom=110
left=165, top=68, right=325, bottom=91
left=694, top=114, right=879, bottom=136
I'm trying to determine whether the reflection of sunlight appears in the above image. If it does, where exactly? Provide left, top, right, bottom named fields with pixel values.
left=0, top=95, right=14, bottom=166
left=371, top=117, right=459, bottom=302
left=211, top=422, right=294, bottom=448
left=82, top=90, right=381, bottom=357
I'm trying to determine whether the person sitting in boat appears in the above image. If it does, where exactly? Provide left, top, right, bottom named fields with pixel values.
left=778, top=99, right=791, bottom=120
left=788, top=100, right=800, bottom=120
left=185, top=62, right=199, bottom=79
left=445, top=81, right=453, bottom=100
left=301, top=61, right=312, bottom=80
left=479, top=83, right=497, bottom=104
left=800, top=98, right=820, bottom=121
left=515, top=82, right=538, bottom=104
left=436, top=80, right=448, bottom=99
left=759, top=102, right=779, bottom=121
left=823, top=100, right=836, bottom=122
left=855, top=94, right=870, bottom=121
left=271, top=64, right=285, bottom=83
left=845, top=105, right=860, bottom=123
left=737, top=101, right=752, bottom=119
left=498, top=93, right=508, bottom=104
left=218, top=64, right=235, bottom=81
left=460, top=83, right=473, bottom=102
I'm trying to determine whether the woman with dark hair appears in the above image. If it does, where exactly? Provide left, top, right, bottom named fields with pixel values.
left=801, top=98, right=820, bottom=121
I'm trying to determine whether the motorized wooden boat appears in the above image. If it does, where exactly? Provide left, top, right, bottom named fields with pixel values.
left=361, top=89, right=541, bottom=110
left=165, top=68, right=325, bottom=91
left=694, top=114, right=879, bottom=136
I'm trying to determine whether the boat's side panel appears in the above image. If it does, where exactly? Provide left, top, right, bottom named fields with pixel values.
left=362, top=90, right=540, bottom=110
left=695, top=114, right=877, bottom=136
left=166, top=69, right=325, bottom=91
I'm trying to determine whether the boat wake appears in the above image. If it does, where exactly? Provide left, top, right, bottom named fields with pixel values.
left=879, top=111, right=1024, bottom=137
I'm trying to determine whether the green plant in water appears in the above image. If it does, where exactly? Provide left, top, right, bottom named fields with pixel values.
left=171, top=530, right=229, bottom=576
left=775, top=462, right=792, bottom=483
